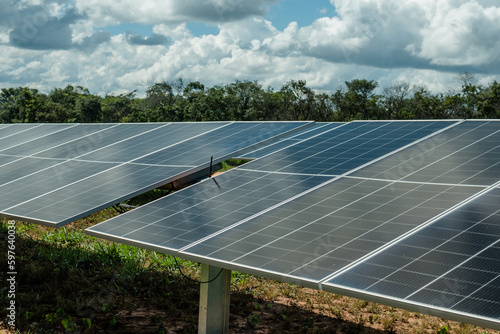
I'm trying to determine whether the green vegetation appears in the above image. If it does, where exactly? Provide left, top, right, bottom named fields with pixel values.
left=219, top=159, right=250, bottom=172
left=1, top=74, right=499, bottom=124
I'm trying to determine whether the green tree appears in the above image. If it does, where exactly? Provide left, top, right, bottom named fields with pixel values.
left=102, top=91, right=138, bottom=122
left=279, top=80, right=315, bottom=120
left=76, top=95, right=102, bottom=122
left=145, top=81, right=184, bottom=121
left=455, top=73, right=480, bottom=118
left=382, top=81, right=412, bottom=119
left=224, top=80, right=263, bottom=120
left=48, top=85, right=90, bottom=122
left=478, top=81, right=500, bottom=118
left=314, top=93, right=335, bottom=121
left=0, top=87, right=22, bottom=123
left=0, top=87, right=49, bottom=123
left=332, top=79, right=381, bottom=120
left=407, top=87, right=447, bottom=119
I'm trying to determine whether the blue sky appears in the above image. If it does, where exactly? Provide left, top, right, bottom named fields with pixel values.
left=0, top=0, right=499, bottom=95
left=264, top=0, right=336, bottom=30
left=103, top=1, right=335, bottom=37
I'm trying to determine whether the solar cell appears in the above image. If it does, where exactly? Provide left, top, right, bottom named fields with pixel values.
left=326, top=186, right=500, bottom=326
left=88, top=121, right=458, bottom=251
left=0, top=124, right=79, bottom=151
left=34, top=123, right=164, bottom=159
left=247, top=121, right=456, bottom=175
left=0, top=124, right=116, bottom=157
left=87, top=170, right=332, bottom=249
left=4, top=165, right=188, bottom=225
left=239, top=123, right=344, bottom=159
left=135, top=122, right=311, bottom=166
left=1, top=121, right=312, bottom=226
left=78, top=122, right=220, bottom=163
left=354, top=121, right=500, bottom=186
left=0, top=160, right=119, bottom=213
left=183, top=179, right=482, bottom=281
left=0, top=123, right=43, bottom=139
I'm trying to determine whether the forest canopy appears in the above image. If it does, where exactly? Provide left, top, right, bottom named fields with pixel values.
left=1, top=75, right=499, bottom=123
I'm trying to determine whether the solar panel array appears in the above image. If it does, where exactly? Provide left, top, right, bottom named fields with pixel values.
left=0, top=122, right=312, bottom=227
left=87, top=120, right=500, bottom=329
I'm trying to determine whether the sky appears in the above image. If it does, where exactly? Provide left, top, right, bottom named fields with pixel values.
left=1, top=0, right=499, bottom=96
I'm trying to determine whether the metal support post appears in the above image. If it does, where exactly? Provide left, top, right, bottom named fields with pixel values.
left=198, top=264, right=231, bottom=334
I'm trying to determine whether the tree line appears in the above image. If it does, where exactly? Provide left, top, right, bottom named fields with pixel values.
left=1, top=75, right=499, bottom=123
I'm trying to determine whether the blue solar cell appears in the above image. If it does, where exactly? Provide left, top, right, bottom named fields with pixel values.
left=239, top=123, right=344, bottom=159
left=354, top=121, right=500, bottom=186
left=1, top=122, right=312, bottom=226
left=327, top=187, right=500, bottom=322
left=247, top=121, right=456, bottom=175
left=87, top=170, right=332, bottom=247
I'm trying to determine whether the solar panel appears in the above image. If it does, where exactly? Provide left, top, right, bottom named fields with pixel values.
left=86, top=120, right=459, bottom=252
left=0, top=124, right=84, bottom=151
left=238, top=123, right=344, bottom=159
left=87, top=121, right=457, bottom=251
left=86, top=120, right=500, bottom=330
left=88, top=171, right=332, bottom=250
left=246, top=121, right=456, bottom=175
left=0, top=124, right=116, bottom=157
left=354, top=121, right=500, bottom=186
left=183, top=180, right=482, bottom=281
left=33, top=123, right=163, bottom=159
left=0, top=121, right=312, bottom=227
left=326, top=186, right=500, bottom=327
left=0, top=123, right=50, bottom=140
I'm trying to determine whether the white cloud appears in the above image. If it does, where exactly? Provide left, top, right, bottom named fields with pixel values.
left=261, top=0, right=500, bottom=72
left=153, top=23, right=192, bottom=41
left=1, top=0, right=499, bottom=97
left=218, top=17, right=277, bottom=46
left=413, top=1, right=500, bottom=66
left=74, top=0, right=279, bottom=26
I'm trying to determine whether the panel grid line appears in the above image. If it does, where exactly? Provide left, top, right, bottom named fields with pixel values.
left=402, top=201, right=500, bottom=299
left=0, top=124, right=80, bottom=153
left=0, top=123, right=172, bottom=189
left=235, top=168, right=490, bottom=189
left=408, top=240, right=500, bottom=299
left=0, top=124, right=121, bottom=168
left=321, top=282, right=500, bottom=329
left=207, top=179, right=394, bottom=262
left=1, top=122, right=232, bottom=213
left=112, top=171, right=323, bottom=239
left=178, top=175, right=342, bottom=252
left=0, top=123, right=43, bottom=140
left=244, top=120, right=462, bottom=178
left=450, top=265, right=500, bottom=309
left=242, top=181, right=470, bottom=279
left=238, top=123, right=344, bottom=159
left=321, top=180, right=500, bottom=284
left=361, top=121, right=498, bottom=182
left=249, top=122, right=393, bottom=173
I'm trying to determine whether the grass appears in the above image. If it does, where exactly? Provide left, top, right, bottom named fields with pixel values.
left=218, top=158, right=251, bottom=173
left=1, top=162, right=499, bottom=333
